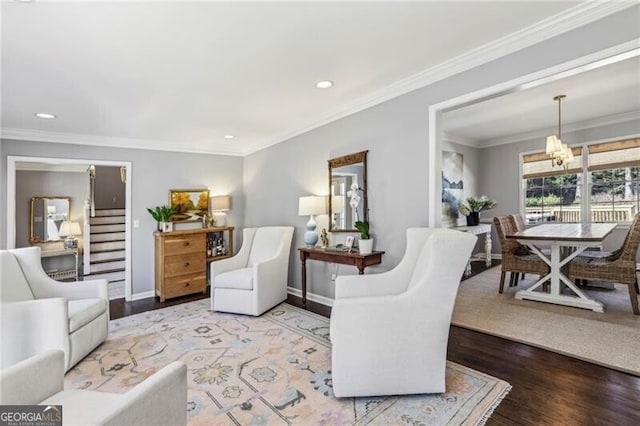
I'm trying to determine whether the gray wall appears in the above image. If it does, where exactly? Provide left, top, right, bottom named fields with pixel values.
left=1, top=139, right=244, bottom=296
left=95, top=165, right=126, bottom=209
left=243, top=7, right=640, bottom=300
left=15, top=170, right=88, bottom=249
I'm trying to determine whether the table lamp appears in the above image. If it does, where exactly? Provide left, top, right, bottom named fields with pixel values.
left=211, top=195, right=230, bottom=226
left=59, top=220, right=82, bottom=249
left=298, top=196, right=327, bottom=247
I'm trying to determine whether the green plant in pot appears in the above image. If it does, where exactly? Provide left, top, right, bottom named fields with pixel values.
left=355, top=220, right=374, bottom=255
left=458, top=195, right=496, bottom=226
left=147, top=205, right=176, bottom=231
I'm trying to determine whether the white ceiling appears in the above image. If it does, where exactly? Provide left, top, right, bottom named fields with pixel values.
left=1, top=1, right=635, bottom=156
left=443, top=55, right=640, bottom=147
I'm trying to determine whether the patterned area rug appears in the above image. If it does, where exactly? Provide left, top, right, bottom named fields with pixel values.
left=66, top=301, right=511, bottom=425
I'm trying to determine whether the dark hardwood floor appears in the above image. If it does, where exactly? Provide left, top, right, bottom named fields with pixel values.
left=110, top=278, right=640, bottom=426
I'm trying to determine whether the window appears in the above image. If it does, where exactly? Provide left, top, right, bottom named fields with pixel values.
left=521, top=138, right=640, bottom=224
left=522, top=149, right=582, bottom=224
left=588, top=139, right=640, bottom=223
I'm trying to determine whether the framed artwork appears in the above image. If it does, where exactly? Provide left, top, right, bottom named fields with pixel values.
left=169, top=189, right=210, bottom=222
left=344, top=235, right=355, bottom=251
left=441, top=151, right=464, bottom=227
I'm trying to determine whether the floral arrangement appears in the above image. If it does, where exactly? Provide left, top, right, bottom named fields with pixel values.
left=458, top=195, right=496, bottom=216
left=347, top=182, right=361, bottom=210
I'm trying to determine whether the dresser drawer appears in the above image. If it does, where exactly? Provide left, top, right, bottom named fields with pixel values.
left=164, top=273, right=206, bottom=298
left=163, top=234, right=205, bottom=256
left=164, top=253, right=206, bottom=277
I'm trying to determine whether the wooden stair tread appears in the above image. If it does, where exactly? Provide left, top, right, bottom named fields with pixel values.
left=91, top=248, right=126, bottom=254
left=84, top=267, right=126, bottom=275
left=91, top=258, right=125, bottom=265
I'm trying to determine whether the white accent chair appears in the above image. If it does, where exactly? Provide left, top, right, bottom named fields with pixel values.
left=0, top=247, right=109, bottom=371
left=0, top=349, right=187, bottom=426
left=330, top=228, right=477, bottom=397
left=210, top=226, right=294, bottom=316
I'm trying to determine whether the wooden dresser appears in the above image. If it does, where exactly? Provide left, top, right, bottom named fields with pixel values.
left=154, top=227, right=234, bottom=301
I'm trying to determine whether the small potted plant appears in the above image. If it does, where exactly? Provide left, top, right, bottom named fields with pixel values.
left=355, top=220, right=373, bottom=255
left=147, top=205, right=176, bottom=231
left=458, top=195, right=496, bottom=226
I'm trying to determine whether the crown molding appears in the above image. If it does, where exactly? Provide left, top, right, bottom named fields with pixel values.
left=474, top=110, right=640, bottom=148
left=442, top=133, right=478, bottom=148
left=0, top=127, right=245, bottom=157
left=244, top=1, right=637, bottom=156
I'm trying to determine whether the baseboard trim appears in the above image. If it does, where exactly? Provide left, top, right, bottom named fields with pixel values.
left=287, top=287, right=334, bottom=307
left=130, top=290, right=155, bottom=301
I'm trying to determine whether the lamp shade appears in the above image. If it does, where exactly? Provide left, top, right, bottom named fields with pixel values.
left=546, top=135, right=563, bottom=155
left=211, top=195, right=230, bottom=212
left=59, top=220, right=82, bottom=237
left=298, top=196, right=327, bottom=216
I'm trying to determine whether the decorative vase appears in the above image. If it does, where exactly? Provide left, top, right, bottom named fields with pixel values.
left=359, top=238, right=374, bottom=255
left=466, top=212, right=480, bottom=226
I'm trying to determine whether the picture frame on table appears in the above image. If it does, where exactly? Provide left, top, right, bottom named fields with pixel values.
left=344, top=235, right=355, bottom=252
left=169, top=189, right=210, bottom=222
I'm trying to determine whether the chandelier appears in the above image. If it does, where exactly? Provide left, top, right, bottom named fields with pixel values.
left=545, top=94, right=574, bottom=168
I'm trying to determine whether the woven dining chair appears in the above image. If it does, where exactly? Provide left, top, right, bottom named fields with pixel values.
left=567, top=212, right=640, bottom=315
left=494, top=215, right=549, bottom=294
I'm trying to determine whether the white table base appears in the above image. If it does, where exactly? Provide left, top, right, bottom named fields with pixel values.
left=514, top=242, right=604, bottom=313
left=454, top=224, right=492, bottom=276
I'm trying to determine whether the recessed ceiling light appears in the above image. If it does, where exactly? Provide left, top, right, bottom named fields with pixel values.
left=316, top=80, right=333, bottom=89
left=224, top=135, right=234, bottom=139
left=35, top=113, right=56, bottom=119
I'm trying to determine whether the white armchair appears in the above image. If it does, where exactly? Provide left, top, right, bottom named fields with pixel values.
left=330, top=228, right=477, bottom=397
left=210, top=226, right=294, bottom=316
left=0, top=247, right=109, bottom=371
left=0, top=349, right=187, bottom=426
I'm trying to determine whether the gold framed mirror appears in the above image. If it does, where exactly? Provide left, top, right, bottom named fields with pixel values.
left=328, top=150, right=368, bottom=232
left=30, top=196, right=71, bottom=243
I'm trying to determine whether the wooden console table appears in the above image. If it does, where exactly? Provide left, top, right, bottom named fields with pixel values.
left=298, top=247, right=385, bottom=308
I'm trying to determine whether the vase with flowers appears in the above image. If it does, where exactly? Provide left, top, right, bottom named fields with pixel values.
left=458, top=195, right=496, bottom=226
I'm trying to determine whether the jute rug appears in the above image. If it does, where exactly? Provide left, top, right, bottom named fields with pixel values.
left=66, top=300, right=511, bottom=425
left=453, top=266, right=640, bottom=375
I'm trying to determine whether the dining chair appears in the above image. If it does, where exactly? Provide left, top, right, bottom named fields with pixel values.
left=568, top=212, right=640, bottom=315
left=494, top=215, right=549, bottom=294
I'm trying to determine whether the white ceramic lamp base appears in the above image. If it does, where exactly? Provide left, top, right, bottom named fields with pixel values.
left=304, top=215, right=318, bottom=247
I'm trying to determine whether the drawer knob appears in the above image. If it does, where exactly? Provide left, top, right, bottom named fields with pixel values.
left=183, top=282, right=190, bottom=287
left=183, top=241, right=190, bottom=246
left=184, top=262, right=190, bottom=267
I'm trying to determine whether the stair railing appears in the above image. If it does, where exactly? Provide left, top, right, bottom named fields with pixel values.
left=83, top=200, right=91, bottom=275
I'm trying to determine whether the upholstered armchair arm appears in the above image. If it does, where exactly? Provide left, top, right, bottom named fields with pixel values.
left=211, top=254, right=248, bottom=277
left=34, top=278, right=108, bottom=301
left=254, top=257, right=286, bottom=289
left=0, top=349, right=65, bottom=405
left=101, top=361, right=188, bottom=426
left=334, top=268, right=410, bottom=299
left=1, top=298, right=70, bottom=370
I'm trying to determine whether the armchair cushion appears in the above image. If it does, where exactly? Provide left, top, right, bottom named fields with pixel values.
left=68, top=298, right=108, bottom=333
left=214, top=268, right=253, bottom=290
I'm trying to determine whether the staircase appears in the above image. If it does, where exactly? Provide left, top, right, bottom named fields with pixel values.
left=84, top=208, right=126, bottom=299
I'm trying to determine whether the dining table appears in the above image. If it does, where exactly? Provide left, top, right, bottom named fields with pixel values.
left=506, top=222, right=617, bottom=312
